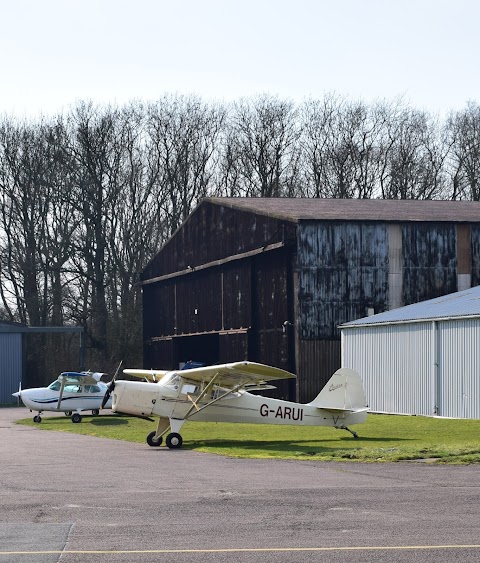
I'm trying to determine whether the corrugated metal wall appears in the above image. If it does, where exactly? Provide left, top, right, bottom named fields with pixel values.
left=341, top=323, right=434, bottom=416
left=438, top=319, right=480, bottom=418
left=341, top=318, right=480, bottom=419
left=0, top=333, right=23, bottom=404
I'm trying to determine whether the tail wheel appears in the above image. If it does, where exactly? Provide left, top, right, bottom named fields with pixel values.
left=166, top=432, right=183, bottom=449
left=91, top=409, right=99, bottom=416
left=146, top=431, right=163, bottom=447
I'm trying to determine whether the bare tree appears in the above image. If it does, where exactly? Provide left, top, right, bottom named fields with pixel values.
left=107, top=102, right=167, bottom=364
left=0, top=118, right=51, bottom=325
left=445, top=101, right=480, bottom=201
left=229, top=95, right=303, bottom=197
left=301, top=95, right=389, bottom=199
left=146, top=95, right=225, bottom=234
left=379, top=105, right=449, bottom=200
left=63, top=102, right=124, bottom=363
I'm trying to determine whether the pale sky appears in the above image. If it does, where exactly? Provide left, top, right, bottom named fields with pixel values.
left=1, top=0, right=478, bottom=118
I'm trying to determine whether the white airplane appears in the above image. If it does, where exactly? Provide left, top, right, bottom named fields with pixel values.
left=102, top=361, right=368, bottom=449
left=13, top=371, right=113, bottom=423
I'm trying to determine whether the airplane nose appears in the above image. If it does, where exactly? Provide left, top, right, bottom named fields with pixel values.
left=102, top=379, right=116, bottom=408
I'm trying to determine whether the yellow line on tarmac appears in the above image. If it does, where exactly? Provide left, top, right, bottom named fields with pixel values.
left=1, top=545, right=480, bottom=555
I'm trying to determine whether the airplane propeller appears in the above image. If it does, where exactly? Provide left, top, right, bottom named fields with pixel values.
left=101, top=360, right=122, bottom=409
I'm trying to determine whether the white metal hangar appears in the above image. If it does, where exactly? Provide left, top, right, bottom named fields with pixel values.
left=340, top=285, right=480, bottom=419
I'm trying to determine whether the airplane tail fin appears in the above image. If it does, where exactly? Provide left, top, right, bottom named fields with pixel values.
left=308, top=368, right=367, bottom=412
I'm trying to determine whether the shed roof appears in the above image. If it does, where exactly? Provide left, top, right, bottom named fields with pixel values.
left=341, top=285, right=480, bottom=327
left=206, top=197, right=480, bottom=223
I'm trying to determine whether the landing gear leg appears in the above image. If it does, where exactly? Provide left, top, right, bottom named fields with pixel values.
left=146, top=417, right=169, bottom=447
left=342, top=426, right=359, bottom=439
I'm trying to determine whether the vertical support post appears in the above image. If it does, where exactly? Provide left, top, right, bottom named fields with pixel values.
left=388, top=224, right=403, bottom=310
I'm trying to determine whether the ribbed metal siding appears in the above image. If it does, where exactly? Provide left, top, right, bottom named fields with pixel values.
left=438, top=319, right=480, bottom=418
left=0, top=333, right=23, bottom=404
left=342, top=323, right=434, bottom=415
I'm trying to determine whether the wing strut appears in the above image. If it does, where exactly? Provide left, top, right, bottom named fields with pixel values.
left=182, top=373, right=220, bottom=419
left=184, top=380, right=250, bottom=420
left=56, top=376, right=67, bottom=410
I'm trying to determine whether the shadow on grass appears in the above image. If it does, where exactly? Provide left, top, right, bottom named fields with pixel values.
left=184, top=436, right=412, bottom=458
left=190, top=436, right=409, bottom=448
left=89, top=416, right=129, bottom=426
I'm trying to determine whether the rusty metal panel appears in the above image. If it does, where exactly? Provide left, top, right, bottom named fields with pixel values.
left=219, top=332, right=249, bottom=363
left=144, top=338, right=174, bottom=370
left=298, top=222, right=389, bottom=340
left=144, top=263, right=252, bottom=340
left=253, top=250, right=289, bottom=330
left=175, top=272, right=222, bottom=334
left=297, top=340, right=341, bottom=402
left=471, top=226, right=480, bottom=287
left=456, top=224, right=471, bottom=274
left=142, top=201, right=296, bottom=280
left=143, top=282, right=175, bottom=339
left=402, top=224, right=457, bottom=305
left=221, top=264, right=251, bottom=330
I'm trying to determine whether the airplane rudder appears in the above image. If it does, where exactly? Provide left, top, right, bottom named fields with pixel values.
left=309, top=367, right=366, bottom=410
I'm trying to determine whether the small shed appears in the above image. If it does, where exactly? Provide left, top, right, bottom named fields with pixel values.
left=0, top=322, right=24, bottom=404
left=0, top=323, right=85, bottom=403
left=340, top=286, right=480, bottom=419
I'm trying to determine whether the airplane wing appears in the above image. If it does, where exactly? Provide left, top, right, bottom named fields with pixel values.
left=174, top=361, right=295, bottom=390
left=59, top=372, right=100, bottom=385
left=123, top=369, right=169, bottom=382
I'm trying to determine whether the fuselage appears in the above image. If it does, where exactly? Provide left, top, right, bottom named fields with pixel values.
left=111, top=379, right=367, bottom=428
left=14, top=381, right=112, bottom=413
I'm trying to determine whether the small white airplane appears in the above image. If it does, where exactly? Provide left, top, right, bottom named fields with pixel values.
left=13, top=371, right=113, bottom=423
left=102, top=361, right=368, bottom=449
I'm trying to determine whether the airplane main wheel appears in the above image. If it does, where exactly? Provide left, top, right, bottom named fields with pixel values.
left=71, top=413, right=82, bottom=423
left=146, top=431, right=163, bottom=447
left=91, top=409, right=99, bottom=416
left=33, top=415, right=42, bottom=423
left=166, top=432, right=183, bottom=449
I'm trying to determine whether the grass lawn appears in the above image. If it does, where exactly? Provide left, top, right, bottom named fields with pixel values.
left=15, top=412, right=480, bottom=464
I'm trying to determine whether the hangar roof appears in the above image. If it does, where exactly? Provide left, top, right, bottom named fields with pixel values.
left=206, top=197, right=480, bottom=223
left=341, top=285, right=480, bottom=327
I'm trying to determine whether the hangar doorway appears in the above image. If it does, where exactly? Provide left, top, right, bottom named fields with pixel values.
left=172, top=330, right=249, bottom=369
left=174, top=333, right=219, bottom=369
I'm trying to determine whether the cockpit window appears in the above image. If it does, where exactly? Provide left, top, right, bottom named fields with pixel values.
left=159, top=373, right=180, bottom=389
left=84, top=385, right=101, bottom=393
left=64, top=384, right=81, bottom=393
left=48, top=381, right=61, bottom=391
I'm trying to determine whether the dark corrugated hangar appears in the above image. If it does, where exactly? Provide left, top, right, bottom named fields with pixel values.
left=139, top=198, right=480, bottom=402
